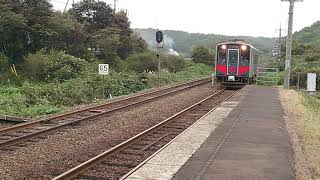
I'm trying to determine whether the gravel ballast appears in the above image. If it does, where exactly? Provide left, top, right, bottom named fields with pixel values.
left=0, top=83, right=218, bottom=179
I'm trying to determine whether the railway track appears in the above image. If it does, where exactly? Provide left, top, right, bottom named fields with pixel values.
left=52, top=89, right=239, bottom=180
left=0, top=78, right=210, bottom=150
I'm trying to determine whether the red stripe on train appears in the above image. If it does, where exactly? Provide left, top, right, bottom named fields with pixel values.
left=238, top=66, right=250, bottom=76
left=216, top=65, right=249, bottom=76
left=216, top=65, right=227, bottom=75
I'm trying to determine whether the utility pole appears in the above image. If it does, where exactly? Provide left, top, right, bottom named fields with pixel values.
left=114, top=0, right=118, bottom=12
left=281, top=0, right=303, bottom=89
left=277, top=24, right=282, bottom=61
left=275, top=24, right=285, bottom=61
left=64, top=0, right=70, bottom=13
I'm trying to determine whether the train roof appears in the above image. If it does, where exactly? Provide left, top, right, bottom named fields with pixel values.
left=216, top=41, right=261, bottom=53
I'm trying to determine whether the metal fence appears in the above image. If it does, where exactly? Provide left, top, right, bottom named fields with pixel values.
left=295, top=72, right=320, bottom=90
left=256, top=67, right=279, bottom=86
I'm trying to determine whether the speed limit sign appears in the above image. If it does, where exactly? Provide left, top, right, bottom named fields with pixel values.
left=99, top=64, right=109, bottom=75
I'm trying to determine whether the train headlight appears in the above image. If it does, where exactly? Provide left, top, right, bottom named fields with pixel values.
left=241, top=45, right=247, bottom=51
left=221, top=45, right=227, bottom=50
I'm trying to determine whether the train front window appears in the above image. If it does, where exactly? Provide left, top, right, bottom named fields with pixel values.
left=217, top=47, right=226, bottom=65
left=228, top=50, right=238, bottom=64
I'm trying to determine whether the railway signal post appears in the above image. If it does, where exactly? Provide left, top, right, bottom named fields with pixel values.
left=282, top=0, right=303, bottom=89
left=156, top=30, right=164, bottom=87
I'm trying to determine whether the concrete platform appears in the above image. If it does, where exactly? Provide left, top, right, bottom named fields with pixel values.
left=125, top=86, right=295, bottom=180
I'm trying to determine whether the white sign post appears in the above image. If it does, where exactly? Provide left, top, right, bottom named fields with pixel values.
left=99, top=64, right=109, bottom=75
left=99, top=64, right=109, bottom=99
left=307, top=73, right=316, bottom=95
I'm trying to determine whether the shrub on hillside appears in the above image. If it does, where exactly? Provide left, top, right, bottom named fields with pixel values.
left=102, top=55, right=127, bottom=72
left=0, top=53, right=9, bottom=74
left=126, top=52, right=186, bottom=73
left=126, top=52, right=157, bottom=73
left=162, top=55, right=186, bottom=72
left=0, top=53, right=24, bottom=85
left=191, top=46, right=215, bottom=66
left=20, top=72, right=146, bottom=107
left=23, top=50, right=87, bottom=82
left=290, top=62, right=320, bottom=89
left=145, top=63, right=211, bottom=87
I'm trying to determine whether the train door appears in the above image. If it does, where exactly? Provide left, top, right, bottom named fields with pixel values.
left=227, top=49, right=239, bottom=76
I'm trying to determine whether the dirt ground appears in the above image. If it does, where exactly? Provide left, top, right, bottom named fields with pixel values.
left=279, top=88, right=314, bottom=180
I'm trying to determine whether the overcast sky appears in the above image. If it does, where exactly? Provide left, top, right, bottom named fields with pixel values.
left=52, top=0, right=320, bottom=37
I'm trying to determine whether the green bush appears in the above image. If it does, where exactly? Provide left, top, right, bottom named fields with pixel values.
left=23, top=50, right=88, bottom=82
left=126, top=51, right=186, bottom=73
left=162, top=55, right=186, bottom=72
left=290, top=61, right=320, bottom=89
left=20, top=72, right=146, bottom=108
left=0, top=53, right=24, bottom=86
left=1, top=62, right=210, bottom=117
left=126, top=52, right=157, bottom=73
left=191, top=46, right=215, bottom=66
left=0, top=53, right=9, bottom=74
left=102, top=55, right=127, bottom=72
left=145, top=63, right=211, bottom=87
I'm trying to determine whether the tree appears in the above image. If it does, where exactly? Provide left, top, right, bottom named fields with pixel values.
left=0, top=0, right=54, bottom=61
left=69, top=2, right=147, bottom=60
left=0, top=4, right=27, bottom=61
left=115, top=11, right=132, bottom=59
left=130, top=32, right=148, bottom=53
left=114, top=11, right=147, bottom=59
left=69, top=0, right=114, bottom=34
left=94, top=26, right=121, bottom=59
left=0, top=0, right=147, bottom=66
left=191, top=46, right=215, bottom=66
left=46, top=12, right=88, bottom=57
left=21, top=0, right=54, bottom=52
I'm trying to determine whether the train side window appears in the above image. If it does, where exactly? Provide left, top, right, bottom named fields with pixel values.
left=253, top=54, right=259, bottom=64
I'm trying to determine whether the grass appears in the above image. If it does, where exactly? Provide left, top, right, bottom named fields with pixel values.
left=0, top=63, right=211, bottom=118
left=256, top=71, right=280, bottom=86
left=299, top=92, right=320, bottom=179
left=0, top=86, right=64, bottom=117
left=146, top=63, right=212, bottom=87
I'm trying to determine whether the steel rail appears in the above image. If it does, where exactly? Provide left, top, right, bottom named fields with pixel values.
left=52, top=89, right=237, bottom=180
left=119, top=90, right=239, bottom=180
left=0, top=78, right=209, bottom=136
left=0, top=78, right=211, bottom=149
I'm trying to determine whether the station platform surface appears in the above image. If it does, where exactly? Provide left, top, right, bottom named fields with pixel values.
left=125, top=86, right=295, bottom=180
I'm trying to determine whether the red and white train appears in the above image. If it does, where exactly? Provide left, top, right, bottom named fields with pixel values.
left=215, top=41, right=261, bottom=86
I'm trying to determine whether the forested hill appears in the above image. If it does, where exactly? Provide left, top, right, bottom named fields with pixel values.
left=135, top=28, right=275, bottom=57
left=294, top=20, right=320, bottom=45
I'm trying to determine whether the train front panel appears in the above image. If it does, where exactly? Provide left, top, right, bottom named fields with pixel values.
left=215, top=42, right=251, bottom=84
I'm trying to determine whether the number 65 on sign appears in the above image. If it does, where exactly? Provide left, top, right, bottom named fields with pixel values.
left=99, top=64, right=109, bottom=75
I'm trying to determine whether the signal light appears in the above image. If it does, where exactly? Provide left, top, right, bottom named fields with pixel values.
left=241, top=45, right=247, bottom=51
left=156, top=31, right=163, bottom=43
left=221, top=45, right=227, bottom=50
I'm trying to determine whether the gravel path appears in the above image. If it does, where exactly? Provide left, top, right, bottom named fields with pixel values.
left=279, top=89, right=312, bottom=180
left=0, top=83, right=218, bottom=179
